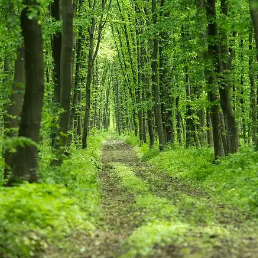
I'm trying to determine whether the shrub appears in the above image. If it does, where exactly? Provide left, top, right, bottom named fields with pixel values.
left=0, top=184, right=94, bottom=258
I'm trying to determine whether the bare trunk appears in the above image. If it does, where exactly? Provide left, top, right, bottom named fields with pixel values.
left=206, top=0, right=225, bottom=159
left=50, top=0, right=62, bottom=146
left=4, top=47, right=25, bottom=179
left=55, top=0, right=74, bottom=154
left=10, top=2, right=45, bottom=183
left=219, top=0, right=239, bottom=154
left=249, top=0, right=258, bottom=52
left=152, top=0, right=166, bottom=151
left=82, top=18, right=94, bottom=149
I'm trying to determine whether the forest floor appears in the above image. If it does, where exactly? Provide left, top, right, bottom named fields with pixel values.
left=48, top=139, right=258, bottom=258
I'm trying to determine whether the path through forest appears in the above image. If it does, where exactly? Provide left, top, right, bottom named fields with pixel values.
left=82, top=139, right=258, bottom=258
left=48, top=139, right=258, bottom=258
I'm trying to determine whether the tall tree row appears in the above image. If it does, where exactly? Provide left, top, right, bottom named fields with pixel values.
left=2, top=0, right=258, bottom=184
left=110, top=0, right=258, bottom=159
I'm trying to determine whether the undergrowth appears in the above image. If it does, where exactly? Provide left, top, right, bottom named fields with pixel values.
left=111, top=162, right=242, bottom=258
left=124, top=134, right=258, bottom=215
left=0, top=132, right=106, bottom=258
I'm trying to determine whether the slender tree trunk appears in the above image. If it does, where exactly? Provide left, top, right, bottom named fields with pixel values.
left=146, top=74, right=155, bottom=148
left=159, top=0, right=174, bottom=144
left=198, top=109, right=206, bottom=146
left=55, top=0, right=74, bottom=154
left=69, top=29, right=83, bottom=145
left=50, top=0, right=62, bottom=146
left=176, top=96, right=182, bottom=144
left=142, top=92, right=147, bottom=143
left=4, top=47, right=25, bottom=179
left=51, top=0, right=61, bottom=104
left=115, top=25, right=138, bottom=136
left=249, top=0, right=258, bottom=53
left=152, top=0, right=166, bottom=151
left=249, top=0, right=258, bottom=149
left=115, top=76, right=121, bottom=135
left=206, top=110, right=214, bottom=147
left=249, top=27, right=258, bottom=148
left=185, top=67, right=195, bottom=147
left=82, top=17, right=95, bottom=149
left=82, top=0, right=110, bottom=148
left=10, top=2, right=45, bottom=183
left=219, top=0, right=239, bottom=154
left=206, top=0, right=225, bottom=159
left=195, top=0, right=207, bottom=147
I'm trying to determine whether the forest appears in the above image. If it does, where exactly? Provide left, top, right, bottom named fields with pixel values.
left=1, top=0, right=258, bottom=257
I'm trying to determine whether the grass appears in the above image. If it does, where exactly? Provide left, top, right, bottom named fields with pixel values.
left=113, top=134, right=258, bottom=257
left=111, top=161, right=248, bottom=258
left=0, top=132, right=107, bottom=258
left=124, top=134, right=258, bottom=216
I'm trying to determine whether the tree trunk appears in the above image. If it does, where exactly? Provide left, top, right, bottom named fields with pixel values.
left=206, top=0, right=225, bottom=159
left=146, top=74, right=155, bottom=148
left=185, top=68, right=195, bottom=147
left=82, top=17, right=95, bottom=149
left=55, top=0, right=74, bottom=155
left=51, top=0, right=61, bottom=104
left=69, top=29, right=83, bottom=146
left=10, top=2, right=45, bottom=183
left=249, top=0, right=258, bottom=53
left=249, top=27, right=258, bottom=148
left=159, top=0, right=174, bottom=144
left=249, top=0, right=258, bottom=149
left=82, top=0, right=109, bottom=148
left=152, top=0, right=166, bottom=151
left=4, top=47, right=25, bottom=179
left=176, top=96, right=182, bottom=144
left=50, top=0, right=62, bottom=146
left=206, top=111, right=214, bottom=147
left=219, top=0, right=239, bottom=154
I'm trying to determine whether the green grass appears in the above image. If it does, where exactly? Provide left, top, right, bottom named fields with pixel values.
left=112, top=138, right=258, bottom=257
left=111, top=162, right=241, bottom=258
left=0, top=184, right=94, bottom=258
left=124, top=134, right=258, bottom=216
left=0, top=132, right=107, bottom=258
left=111, top=162, right=185, bottom=257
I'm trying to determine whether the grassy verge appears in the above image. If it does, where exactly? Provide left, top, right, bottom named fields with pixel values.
left=0, top=132, right=107, bottom=258
left=111, top=163, right=186, bottom=257
left=123, top=134, right=258, bottom=215
left=111, top=162, right=254, bottom=258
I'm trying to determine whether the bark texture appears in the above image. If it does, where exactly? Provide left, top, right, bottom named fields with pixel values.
left=10, top=3, right=45, bottom=183
left=55, top=0, right=74, bottom=153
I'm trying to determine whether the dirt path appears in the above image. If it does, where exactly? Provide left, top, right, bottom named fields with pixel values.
left=73, top=140, right=145, bottom=258
left=51, top=139, right=258, bottom=258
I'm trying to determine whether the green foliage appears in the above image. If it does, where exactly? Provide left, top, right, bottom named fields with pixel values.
left=112, top=163, right=149, bottom=193
left=126, top=135, right=258, bottom=215
left=3, top=136, right=38, bottom=153
left=121, top=221, right=189, bottom=258
left=205, top=147, right=258, bottom=213
left=0, top=133, right=106, bottom=257
left=0, top=184, right=94, bottom=258
left=39, top=133, right=106, bottom=217
left=123, top=134, right=160, bottom=161
left=149, top=146, right=215, bottom=182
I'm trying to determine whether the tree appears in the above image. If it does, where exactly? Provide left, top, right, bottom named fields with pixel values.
left=205, top=0, right=225, bottom=159
left=152, top=0, right=166, bottom=151
left=82, top=0, right=112, bottom=149
left=53, top=0, right=74, bottom=163
left=10, top=0, right=45, bottom=183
